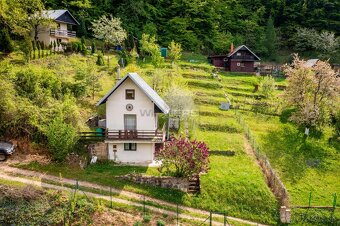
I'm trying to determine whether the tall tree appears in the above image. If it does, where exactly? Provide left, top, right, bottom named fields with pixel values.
left=0, top=0, right=47, bottom=36
left=91, top=15, right=127, bottom=51
left=283, top=55, right=340, bottom=130
left=264, top=16, right=278, bottom=60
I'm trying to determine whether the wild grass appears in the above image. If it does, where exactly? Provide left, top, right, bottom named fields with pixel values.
left=242, top=113, right=340, bottom=207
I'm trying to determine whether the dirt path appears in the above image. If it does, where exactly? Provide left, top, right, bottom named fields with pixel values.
left=0, top=173, right=224, bottom=225
left=0, top=165, right=267, bottom=226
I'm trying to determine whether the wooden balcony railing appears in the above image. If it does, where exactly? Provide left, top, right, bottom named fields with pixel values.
left=50, top=29, right=76, bottom=37
left=79, top=130, right=165, bottom=142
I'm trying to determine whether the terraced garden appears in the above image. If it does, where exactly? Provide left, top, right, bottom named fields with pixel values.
left=12, top=57, right=339, bottom=224
left=166, top=64, right=280, bottom=224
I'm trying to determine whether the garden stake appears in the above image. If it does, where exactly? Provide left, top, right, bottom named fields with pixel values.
left=110, top=187, right=113, bottom=208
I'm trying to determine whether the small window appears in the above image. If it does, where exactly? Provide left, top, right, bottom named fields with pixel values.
left=240, top=63, right=245, bottom=67
left=125, top=89, right=135, bottom=100
left=236, top=52, right=241, bottom=56
left=124, top=143, right=137, bottom=151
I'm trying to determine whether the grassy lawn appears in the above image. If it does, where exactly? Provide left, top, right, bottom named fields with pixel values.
left=216, top=71, right=339, bottom=213
left=242, top=113, right=340, bottom=208
left=14, top=60, right=279, bottom=224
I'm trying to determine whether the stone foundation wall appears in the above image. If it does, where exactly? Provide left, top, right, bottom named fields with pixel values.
left=88, top=142, right=108, bottom=160
left=119, top=174, right=189, bottom=192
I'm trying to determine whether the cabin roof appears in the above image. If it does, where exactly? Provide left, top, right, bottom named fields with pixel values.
left=96, top=73, right=170, bottom=114
left=304, top=59, right=319, bottom=67
left=43, top=10, right=79, bottom=25
left=227, top=45, right=261, bottom=60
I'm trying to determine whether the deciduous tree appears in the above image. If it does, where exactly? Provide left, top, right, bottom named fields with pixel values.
left=168, top=40, right=182, bottom=65
left=91, top=15, right=127, bottom=51
left=46, top=115, right=78, bottom=162
left=283, top=55, right=340, bottom=130
left=155, top=137, right=209, bottom=177
left=140, top=33, right=164, bottom=67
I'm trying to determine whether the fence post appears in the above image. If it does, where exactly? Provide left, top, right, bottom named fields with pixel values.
left=209, top=211, right=212, bottom=226
left=143, top=195, right=146, bottom=216
left=110, top=187, right=113, bottom=208
left=308, top=192, right=312, bottom=207
left=333, top=193, right=337, bottom=209
left=224, top=211, right=226, bottom=226
left=177, top=203, right=179, bottom=226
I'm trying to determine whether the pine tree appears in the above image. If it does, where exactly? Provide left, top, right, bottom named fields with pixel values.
left=21, top=35, right=32, bottom=63
left=32, top=40, right=36, bottom=59
left=264, top=17, right=278, bottom=61
left=49, top=41, right=52, bottom=55
left=81, top=36, right=87, bottom=55
left=53, top=40, right=56, bottom=53
left=91, top=41, right=96, bottom=54
left=78, top=19, right=87, bottom=37
left=37, top=41, right=41, bottom=58
left=41, top=42, right=45, bottom=58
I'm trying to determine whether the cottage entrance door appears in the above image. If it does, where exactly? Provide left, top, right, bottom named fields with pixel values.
left=124, top=114, right=137, bottom=139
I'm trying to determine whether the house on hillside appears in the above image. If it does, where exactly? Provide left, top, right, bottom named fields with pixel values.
left=96, top=73, right=170, bottom=164
left=208, top=45, right=261, bottom=73
left=31, top=10, right=79, bottom=49
left=304, top=59, right=319, bottom=68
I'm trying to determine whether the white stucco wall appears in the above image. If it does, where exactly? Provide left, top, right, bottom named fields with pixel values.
left=31, top=22, right=71, bottom=49
left=108, top=143, right=155, bottom=163
left=105, top=78, right=157, bottom=131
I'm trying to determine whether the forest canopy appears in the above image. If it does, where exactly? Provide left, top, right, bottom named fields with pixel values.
left=0, top=0, right=339, bottom=59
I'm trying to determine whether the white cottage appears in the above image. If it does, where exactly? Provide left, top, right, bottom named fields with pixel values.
left=96, top=73, right=170, bottom=164
left=31, top=10, right=79, bottom=49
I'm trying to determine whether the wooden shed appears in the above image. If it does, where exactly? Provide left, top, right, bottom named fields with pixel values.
left=208, top=45, right=261, bottom=73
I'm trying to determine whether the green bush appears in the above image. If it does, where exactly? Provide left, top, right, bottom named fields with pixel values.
left=91, top=41, right=96, bottom=54
left=143, top=214, right=152, bottom=223
left=156, top=219, right=165, bottom=226
left=46, top=116, right=78, bottom=162
left=96, top=52, right=105, bottom=66
left=133, top=221, right=142, bottom=226
left=199, top=122, right=242, bottom=133
left=0, top=28, right=14, bottom=53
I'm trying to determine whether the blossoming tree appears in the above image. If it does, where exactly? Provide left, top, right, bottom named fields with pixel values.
left=155, top=137, right=209, bottom=178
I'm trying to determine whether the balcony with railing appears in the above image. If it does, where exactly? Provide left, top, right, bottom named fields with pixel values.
left=80, top=130, right=165, bottom=142
left=50, top=29, right=76, bottom=38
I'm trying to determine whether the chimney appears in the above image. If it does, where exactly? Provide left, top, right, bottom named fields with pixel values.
left=229, top=43, right=234, bottom=54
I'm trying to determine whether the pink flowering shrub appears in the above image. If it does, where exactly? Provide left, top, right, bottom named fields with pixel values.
left=155, top=137, right=209, bottom=178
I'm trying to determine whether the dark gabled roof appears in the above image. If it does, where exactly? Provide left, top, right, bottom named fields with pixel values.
left=227, top=45, right=261, bottom=60
left=96, top=73, right=170, bottom=114
left=43, top=10, right=79, bottom=25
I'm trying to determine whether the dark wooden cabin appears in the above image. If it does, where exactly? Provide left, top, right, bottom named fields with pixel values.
left=208, top=45, right=261, bottom=73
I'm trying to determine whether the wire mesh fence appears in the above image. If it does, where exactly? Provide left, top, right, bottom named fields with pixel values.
left=234, top=110, right=289, bottom=206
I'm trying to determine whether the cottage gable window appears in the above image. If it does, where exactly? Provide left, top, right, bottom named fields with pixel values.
left=124, top=143, right=137, bottom=151
left=125, top=89, right=135, bottom=100
left=236, top=52, right=241, bottom=56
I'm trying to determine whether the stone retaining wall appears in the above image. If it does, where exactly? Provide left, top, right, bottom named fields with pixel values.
left=119, top=174, right=189, bottom=192
left=88, top=142, right=108, bottom=160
